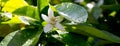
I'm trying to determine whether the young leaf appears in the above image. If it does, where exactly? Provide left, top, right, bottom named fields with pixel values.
left=55, top=3, right=88, bottom=23
left=2, top=0, right=28, bottom=12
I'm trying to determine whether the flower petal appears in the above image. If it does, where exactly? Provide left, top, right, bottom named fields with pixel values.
left=56, top=16, right=63, bottom=22
left=44, top=24, right=53, bottom=33
left=48, top=8, right=54, bottom=18
left=55, top=22, right=65, bottom=31
left=41, top=14, right=50, bottom=22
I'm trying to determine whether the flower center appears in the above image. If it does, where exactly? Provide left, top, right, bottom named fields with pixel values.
left=50, top=17, right=57, bottom=25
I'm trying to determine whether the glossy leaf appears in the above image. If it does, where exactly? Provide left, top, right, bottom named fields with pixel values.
left=19, top=16, right=37, bottom=25
left=0, top=28, right=42, bottom=46
left=65, top=24, right=120, bottom=43
left=55, top=3, right=88, bottom=23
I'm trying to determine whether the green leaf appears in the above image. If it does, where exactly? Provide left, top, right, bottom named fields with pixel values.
left=55, top=3, right=88, bottom=23
left=38, top=0, right=49, bottom=13
left=1, top=16, right=22, bottom=24
left=0, top=0, right=8, bottom=9
left=13, top=6, right=40, bottom=20
left=2, top=0, right=28, bottom=12
left=0, top=0, right=8, bottom=2
left=52, top=33, right=91, bottom=46
left=1, top=15, right=38, bottom=26
left=0, top=28, right=42, bottom=46
left=66, top=24, right=120, bottom=43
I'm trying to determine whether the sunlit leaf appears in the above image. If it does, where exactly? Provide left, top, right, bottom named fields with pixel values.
left=109, top=11, right=116, bottom=17
left=1, top=15, right=38, bottom=26
left=13, top=6, right=40, bottom=20
left=2, top=0, right=28, bottom=12
left=0, top=28, right=42, bottom=46
left=1, top=16, right=22, bottom=24
left=0, top=0, right=8, bottom=2
left=55, top=3, right=88, bottom=23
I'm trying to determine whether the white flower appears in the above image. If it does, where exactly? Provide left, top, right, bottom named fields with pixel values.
left=41, top=8, right=65, bottom=33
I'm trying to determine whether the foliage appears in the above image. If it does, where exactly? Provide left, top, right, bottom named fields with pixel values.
left=0, top=0, right=120, bottom=46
